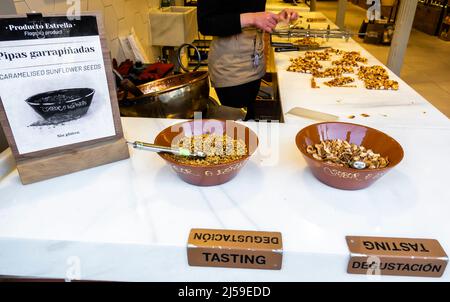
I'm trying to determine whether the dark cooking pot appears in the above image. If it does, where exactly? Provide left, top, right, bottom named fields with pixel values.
left=119, top=71, right=210, bottom=119
left=25, top=88, right=95, bottom=122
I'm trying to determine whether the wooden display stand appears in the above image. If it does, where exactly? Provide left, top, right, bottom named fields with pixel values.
left=14, top=138, right=129, bottom=185
left=0, top=13, right=129, bottom=185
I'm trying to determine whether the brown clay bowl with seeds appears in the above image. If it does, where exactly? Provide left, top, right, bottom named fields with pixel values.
left=296, top=122, right=404, bottom=190
left=154, top=120, right=259, bottom=186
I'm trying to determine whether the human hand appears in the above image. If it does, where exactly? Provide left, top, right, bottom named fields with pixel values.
left=278, top=9, right=299, bottom=24
left=241, top=12, right=280, bottom=33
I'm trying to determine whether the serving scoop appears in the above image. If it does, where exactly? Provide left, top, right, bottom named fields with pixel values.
left=127, top=141, right=206, bottom=158
left=351, top=161, right=367, bottom=170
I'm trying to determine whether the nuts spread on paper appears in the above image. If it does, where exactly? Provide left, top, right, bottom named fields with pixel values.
left=331, top=51, right=368, bottom=67
left=342, top=51, right=369, bottom=64
left=287, top=57, right=322, bottom=73
left=285, top=48, right=399, bottom=91
left=358, top=65, right=389, bottom=81
left=165, top=134, right=247, bottom=166
left=332, top=58, right=360, bottom=67
left=365, top=79, right=399, bottom=90
left=304, top=51, right=331, bottom=61
left=325, top=48, right=346, bottom=55
left=358, top=66, right=399, bottom=90
left=312, top=66, right=354, bottom=78
left=295, top=37, right=321, bottom=47
left=324, top=77, right=355, bottom=87
left=306, top=140, right=390, bottom=169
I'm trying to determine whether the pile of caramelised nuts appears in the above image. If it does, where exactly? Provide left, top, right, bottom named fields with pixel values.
left=287, top=57, right=322, bottom=73
left=342, top=51, right=369, bottom=64
left=312, top=66, right=354, bottom=78
left=324, top=76, right=355, bottom=87
left=304, top=51, right=331, bottom=61
left=358, top=66, right=399, bottom=90
left=295, top=37, right=321, bottom=48
left=286, top=48, right=399, bottom=91
left=331, top=58, right=360, bottom=67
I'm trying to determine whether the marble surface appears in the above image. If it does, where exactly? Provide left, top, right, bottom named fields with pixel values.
left=0, top=117, right=449, bottom=281
left=1, top=11, right=450, bottom=283
left=273, top=12, right=450, bottom=128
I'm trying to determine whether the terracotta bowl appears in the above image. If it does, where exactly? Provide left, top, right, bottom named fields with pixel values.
left=155, top=120, right=259, bottom=186
left=296, top=122, right=404, bottom=190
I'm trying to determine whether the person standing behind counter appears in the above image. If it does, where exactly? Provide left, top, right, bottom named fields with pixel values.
left=197, top=0, right=298, bottom=120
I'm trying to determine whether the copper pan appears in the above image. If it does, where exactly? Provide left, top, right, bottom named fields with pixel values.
left=118, top=71, right=210, bottom=119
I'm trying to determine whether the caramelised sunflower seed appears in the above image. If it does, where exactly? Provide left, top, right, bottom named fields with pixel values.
left=166, top=134, right=247, bottom=166
left=311, top=77, right=320, bottom=89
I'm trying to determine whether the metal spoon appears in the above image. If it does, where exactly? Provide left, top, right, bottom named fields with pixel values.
left=127, top=141, right=207, bottom=158
left=352, top=161, right=367, bottom=170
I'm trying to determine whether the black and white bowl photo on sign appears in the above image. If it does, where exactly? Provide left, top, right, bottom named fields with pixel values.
left=0, top=16, right=117, bottom=155
left=25, top=88, right=95, bottom=127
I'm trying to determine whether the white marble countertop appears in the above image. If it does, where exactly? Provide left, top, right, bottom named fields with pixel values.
left=0, top=117, right=449, bottom=281
left=273, top=12, right=449, bottom=128
left=1, top=10, right=450, bottom=283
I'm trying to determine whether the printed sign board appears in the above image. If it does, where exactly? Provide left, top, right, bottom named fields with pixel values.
left=0, top=13, right=129, bottom=184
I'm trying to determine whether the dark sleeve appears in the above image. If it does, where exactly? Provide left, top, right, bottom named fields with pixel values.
left=197, top=0, right=243, bottom=37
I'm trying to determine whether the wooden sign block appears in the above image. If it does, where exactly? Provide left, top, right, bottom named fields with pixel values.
left=188, top=229, right=283, bottom=270
left=16, top=138, right=129, bottom=184
left=346, top=236, right=448, bottom=278
left=0, top=13, right=129, bottom=184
